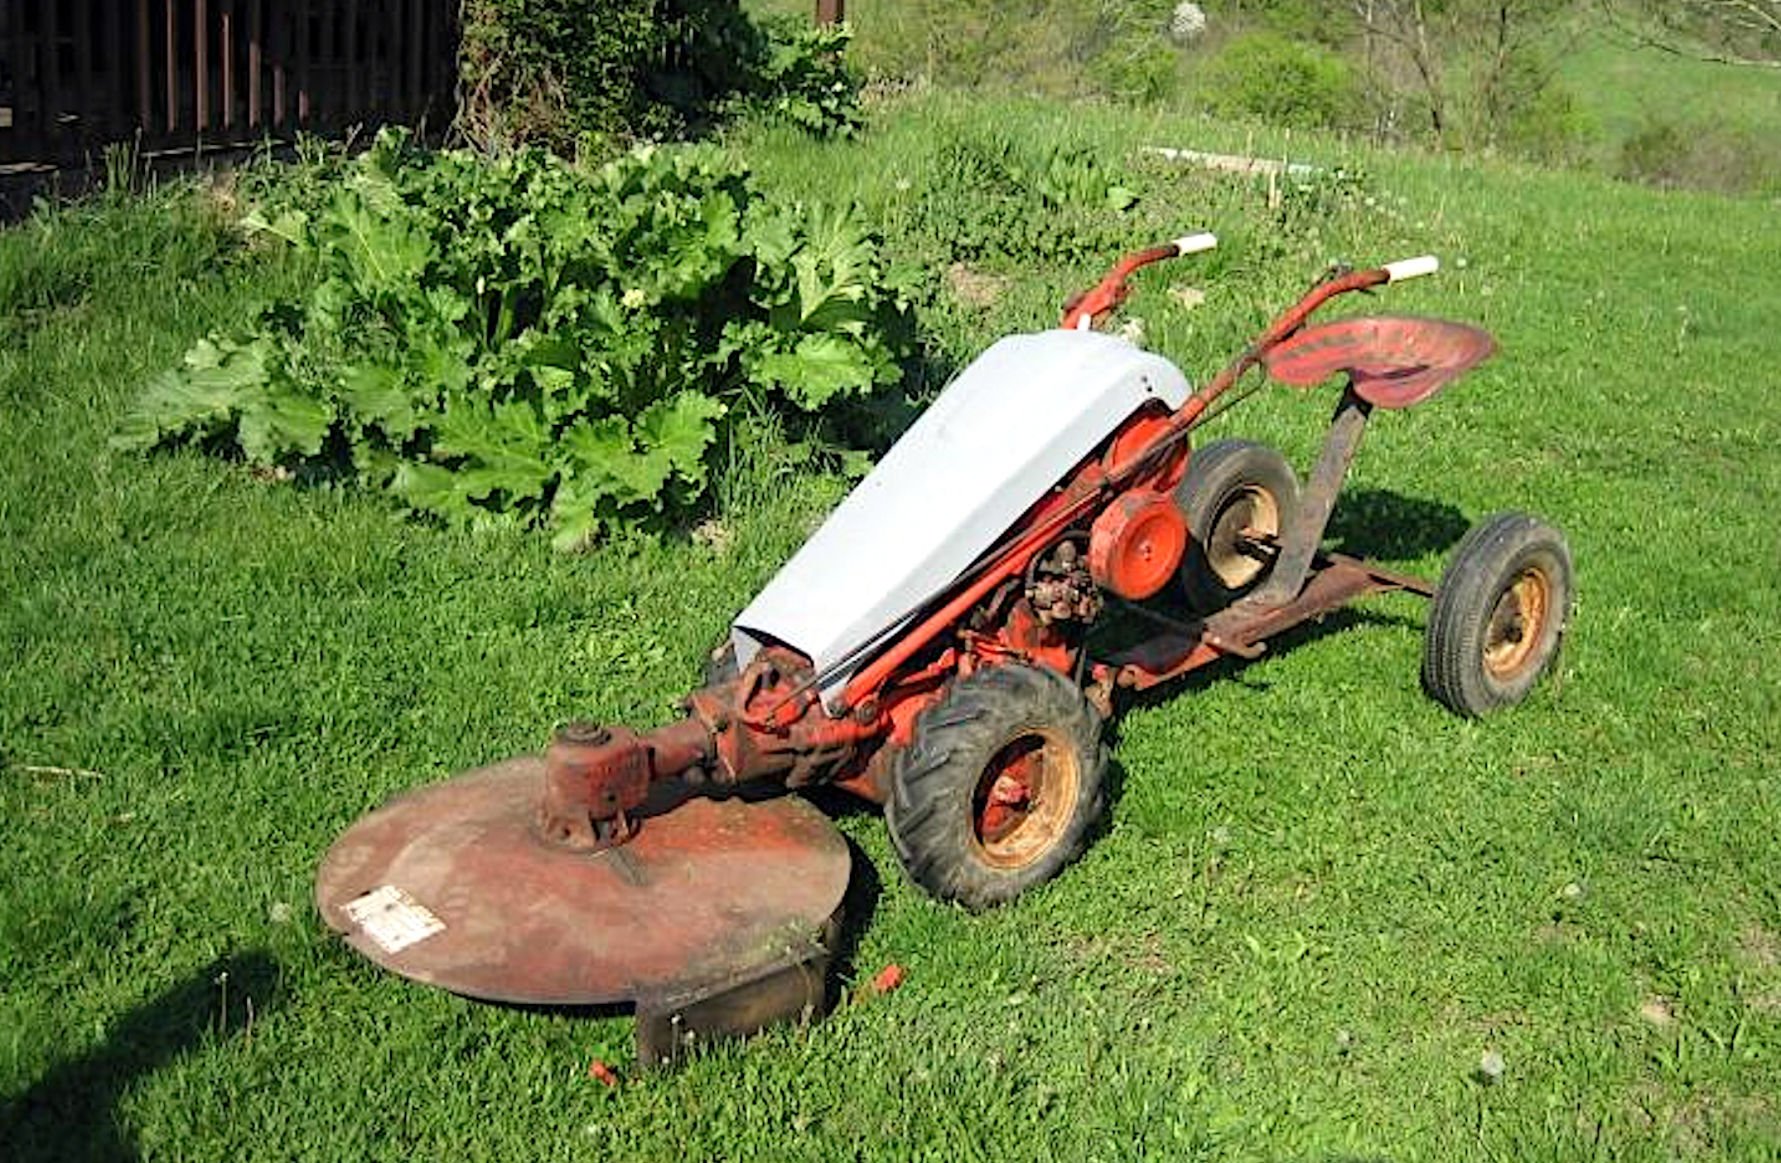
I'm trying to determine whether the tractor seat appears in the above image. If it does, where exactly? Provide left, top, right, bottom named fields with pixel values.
left=1262, top=315, right=1496, bottom=409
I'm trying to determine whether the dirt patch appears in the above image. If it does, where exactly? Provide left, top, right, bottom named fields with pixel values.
left=1735, top=923, right=1780, bottom=970
left=1638, top=995, right=1676, bottom=1028
left=946, top=263, right=1011, bottom=309
left=692, top=519, right=734, bottom=556
left=1625, top=1083, right=1776, bottom=1154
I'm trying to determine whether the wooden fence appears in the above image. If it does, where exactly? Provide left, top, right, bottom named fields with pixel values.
left=1, top=1, right=459, bottom=168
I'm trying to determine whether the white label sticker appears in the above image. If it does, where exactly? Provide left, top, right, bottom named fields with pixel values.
left=342, top=885, right=445, bottom=954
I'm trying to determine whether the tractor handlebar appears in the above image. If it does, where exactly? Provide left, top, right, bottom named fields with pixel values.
left=1059, top=232, right=1218, bottom=331
left=1383, top=254, right=1438, bottom=282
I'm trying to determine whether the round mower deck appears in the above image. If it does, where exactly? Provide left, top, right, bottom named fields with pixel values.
left=316, top=757, right=850, bottom=1059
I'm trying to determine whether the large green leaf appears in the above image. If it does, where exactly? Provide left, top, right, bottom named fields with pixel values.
left=110, top=336, right=271, bottom=451
left=238, top=380, right=335, bottom=463
left=434, top=398, right=553, bottom=502
left=321, top=189, right=432, bottom=297
left=557, top=415, right=670, bottom=507
left=636, top=392, right=726, bottom=485
left=749, top=333, right=877, bottom=411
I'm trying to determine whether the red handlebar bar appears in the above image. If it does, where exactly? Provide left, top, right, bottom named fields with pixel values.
left=1059, top=233, right=1218, bottom=331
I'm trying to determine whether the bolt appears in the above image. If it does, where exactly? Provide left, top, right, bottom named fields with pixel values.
left=557, top=720, right=611, bottom=746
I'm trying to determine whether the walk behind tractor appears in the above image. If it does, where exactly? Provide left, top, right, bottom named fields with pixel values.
left=317, top=235, right=1574, bottom=1063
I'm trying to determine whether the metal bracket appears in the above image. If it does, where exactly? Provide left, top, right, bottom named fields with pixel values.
left=1249, top=385, right=1372, bottom=608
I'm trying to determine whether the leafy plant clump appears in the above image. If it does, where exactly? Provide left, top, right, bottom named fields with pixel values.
left=906, top=134, right=1144, bottom=265
left=114, top=131, right=913, bottom=550
left=457, top=0, right=863, bottom=150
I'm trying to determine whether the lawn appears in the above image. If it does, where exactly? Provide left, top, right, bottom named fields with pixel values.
left=3, top=94, right=1779, bottom=1160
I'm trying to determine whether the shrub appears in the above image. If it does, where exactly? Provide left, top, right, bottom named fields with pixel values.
left=905, top=133, right=1144, bottom=265
left=456, top=0, right=860, bottom=150
left=113, top=132, right=913, bottom=549
left=1199, top=31, right=1359, bottom=131
left=1618, top=116, right=1781, bottom=195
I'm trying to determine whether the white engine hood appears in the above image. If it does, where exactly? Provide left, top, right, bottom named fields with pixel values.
left=732, top=329, right=1191, bottom=712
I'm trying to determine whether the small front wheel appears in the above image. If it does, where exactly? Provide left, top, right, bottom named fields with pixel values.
left=885, top=665, right=1107, bottom=910
left=1423, top=512, right=1573, bottom=716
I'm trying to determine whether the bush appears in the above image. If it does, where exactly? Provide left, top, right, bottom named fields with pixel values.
left=113, top=132, right=913, bottom=549
left=1618, top=116, right=1781, bottom=195
left=1199, top=31, right=1359, bottom=131
left=457, top=0, right=860, bottom=150
left=905, top=132, right=1144, bottom=265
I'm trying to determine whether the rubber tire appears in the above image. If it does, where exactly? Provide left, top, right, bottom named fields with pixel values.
left=885, top=665, right=1108, bottom=911
left=1423, top=512, right=1573, bottom=717
left=1176, top=439, right=1301, bottom=613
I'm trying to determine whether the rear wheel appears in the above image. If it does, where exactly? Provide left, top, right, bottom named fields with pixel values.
left=1423, top=512, right=1573, bottom=716
left=1176, top=439, right=1300, bottom=612
left=885, top=665, right=1107, bottom=910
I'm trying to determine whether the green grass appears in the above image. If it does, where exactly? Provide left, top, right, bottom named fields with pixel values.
left=4, top=96, right=1781, bottom=1160
left=1555, top=29, right=1781, bottom=188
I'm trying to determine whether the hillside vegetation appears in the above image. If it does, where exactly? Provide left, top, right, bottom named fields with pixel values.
left=4, top=50, right=1781, bottom=1163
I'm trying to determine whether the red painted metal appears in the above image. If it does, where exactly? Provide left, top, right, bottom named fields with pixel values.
left=1263, top=315, right=1496, bottom=410
left=1088, top=490, right=1188, bottom=600
left=1105, top=553, right=1435, bottom=692
left=315, top=757, right=849, bottom=1007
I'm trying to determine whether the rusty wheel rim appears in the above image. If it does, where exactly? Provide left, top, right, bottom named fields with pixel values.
left=971, top=728, right=1081, bottom=870
left=1208, top=485, right=1280, bottom=589
left=1483, top=566, right=1552, bottom=681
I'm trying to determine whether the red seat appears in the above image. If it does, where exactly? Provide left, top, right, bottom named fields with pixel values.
left=1261, top=315, right=1496, bottom=409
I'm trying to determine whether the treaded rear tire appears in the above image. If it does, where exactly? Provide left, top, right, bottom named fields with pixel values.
left=1423, top=512, right=1573, bottom=716
left=1176, top=439, right=1301, bottom=613
left=885, top=665, right=1107, bottom=911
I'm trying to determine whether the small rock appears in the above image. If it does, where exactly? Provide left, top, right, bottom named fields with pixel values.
left=1477, top=1048, right=1506, bottom=1084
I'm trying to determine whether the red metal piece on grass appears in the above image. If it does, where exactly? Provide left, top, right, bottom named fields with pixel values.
left=869, top=964, right=906, bottom=995
left=1261, top=315, right=1496, bottom=409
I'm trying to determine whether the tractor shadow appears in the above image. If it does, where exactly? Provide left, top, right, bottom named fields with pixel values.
left=0, top=950, right=283, bottom=1163
left=1106, top=601, right=1427, bottom=728
left=1324, top=487, right=1470, bottom=562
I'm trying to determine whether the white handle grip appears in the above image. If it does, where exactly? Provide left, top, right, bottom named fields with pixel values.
left=1383, top=255, right=1439, bottom=282
left=1171, top=232, right=1218, bottom=256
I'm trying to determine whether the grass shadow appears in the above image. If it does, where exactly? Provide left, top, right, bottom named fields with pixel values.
left=0, top=950, right=282, bottom=1163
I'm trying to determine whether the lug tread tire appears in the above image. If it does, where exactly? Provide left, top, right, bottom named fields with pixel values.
left=885, top=665, right=1107, bottom=911
left=1176, top=439, right=1301, bottom=612
left=1423, top=512, right=1573, bottom=717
